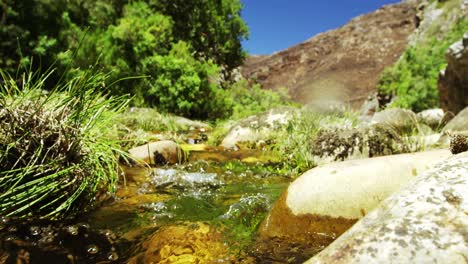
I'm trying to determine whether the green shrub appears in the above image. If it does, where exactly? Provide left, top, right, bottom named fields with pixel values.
left=141, top=41, right=230, bottom=119
left=378, top=18, right=467, bottom=112
left=0, top=69, right=127, bottom=220
left=226, top=80, right=295, bottom=120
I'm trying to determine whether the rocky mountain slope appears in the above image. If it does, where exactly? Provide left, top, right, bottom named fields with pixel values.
left=240, top=2, right=418, bottom=109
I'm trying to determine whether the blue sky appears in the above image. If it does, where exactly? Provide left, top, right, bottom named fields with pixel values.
left=241, top=0, right=401, bottom=55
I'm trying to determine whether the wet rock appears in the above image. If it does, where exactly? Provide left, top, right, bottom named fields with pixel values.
left=128, top=222, right=229, bottom=264
left=306, top=152, right=468, bottom=263
left=128, top=140, right=185, bottom=166
left=438, top=34, right=468, bottom=115
left=258, top=150, right=451, bottom=253
left=371, top=108, right=418, bottom=132
left=220, top=194, right=271, bottom=225
left=220, top=107, right=296, bottom=150
left=416, top=108, right=445, bottom=129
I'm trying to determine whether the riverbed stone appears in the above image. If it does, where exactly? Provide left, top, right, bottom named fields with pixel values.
left=442, top=106, right=468, bottom=134
left=128, top=222, right=230, bottom=264
left=258, top=149, right=451, bottom=249
left=371, top=108, right=418, bottom=132
left=220, top=107, right=296, bottom=150
left=128, top=140, right=185, bottom=166
left=416, top=108, right=445, bottom=129
left=306, top=152, right=468, bottom=263
left=439, top=106, right=468, bottom=145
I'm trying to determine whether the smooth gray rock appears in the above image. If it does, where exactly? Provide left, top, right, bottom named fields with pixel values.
left=371, top=108, right=418, bottom=132
left=442, top=106, right=468, bottom=134
left=417, top=108, right=444, bottom=129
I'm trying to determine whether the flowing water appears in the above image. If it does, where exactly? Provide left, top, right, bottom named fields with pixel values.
left=0, top=145, right=319, bottom=263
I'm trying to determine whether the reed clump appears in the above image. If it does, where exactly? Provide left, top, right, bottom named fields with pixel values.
left=0, top=69, right=127, bottom=220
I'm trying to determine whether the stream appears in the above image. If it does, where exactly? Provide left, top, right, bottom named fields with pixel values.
left=0, top=144, right=325, bottom=263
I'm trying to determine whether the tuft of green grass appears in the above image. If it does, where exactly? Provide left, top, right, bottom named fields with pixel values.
left=0, top=68, right=128, bottom=220
left=272, top=110, right=359, bottom=173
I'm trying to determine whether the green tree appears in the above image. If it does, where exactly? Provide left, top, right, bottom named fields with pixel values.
left=1, top=0, right=250, bottom=119
left=142, top=41, right=228, bottom=119
left=152, top=0, right=249, bottom=79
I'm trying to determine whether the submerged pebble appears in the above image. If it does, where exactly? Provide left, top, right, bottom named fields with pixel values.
left=87, top=244, right=99, bottom=254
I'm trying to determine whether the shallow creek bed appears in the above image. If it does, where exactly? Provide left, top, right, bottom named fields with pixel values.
left=0, top=147, right=332, bottom=263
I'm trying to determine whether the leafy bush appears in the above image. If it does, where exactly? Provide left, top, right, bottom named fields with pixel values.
left=226, top=80, right=295, bottom=120
left=141, top=41, right=229, bottom=119
left=378, top=18, right=467, bottom=112
left=0, top=69, right=127, bottom=220
left=1, top=0, right=249, bottom=120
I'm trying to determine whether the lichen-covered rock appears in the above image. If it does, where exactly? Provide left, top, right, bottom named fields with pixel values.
left=450, top=134, right=468, bottom=154
left=311, top=124, right=413, bottom=162
left=438, top=34, right=468, bottom=115
left=258, top=150, right=451, bottom=256
left=128, top=222, right=229, bottom=264
left=128, top=140, right=185, bottom=166
left=220, top=107, right=296, bottom=150
left=306, top=152, right=468, bottom=264
left=371, top=108, right=418, bottom=132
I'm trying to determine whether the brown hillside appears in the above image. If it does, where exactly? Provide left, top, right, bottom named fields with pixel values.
left=240, top=2, right=418, bottom=108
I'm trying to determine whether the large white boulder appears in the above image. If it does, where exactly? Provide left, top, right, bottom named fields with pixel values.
left=259, top=150, right=451, bottom=246
left=307, top=152, right=468, bottom=263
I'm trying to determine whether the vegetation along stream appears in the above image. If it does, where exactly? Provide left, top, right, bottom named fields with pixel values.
left=0, top=139, right=308, bottom=263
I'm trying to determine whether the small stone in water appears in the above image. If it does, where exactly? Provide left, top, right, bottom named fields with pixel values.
left=79, top=223, right=90, bottom=229
left=104, top=231, right=116, bottom=241
left=87, top=244, right=99, bottom=255
left=4, top=235, right=17, bottom=241
left=0, top=217, right=8, bottom=224
left=66, top=225, right=79, bottom=235
left=107, top=252, right=119, bottom=261
left=29, top=226, right=41, bottom=236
